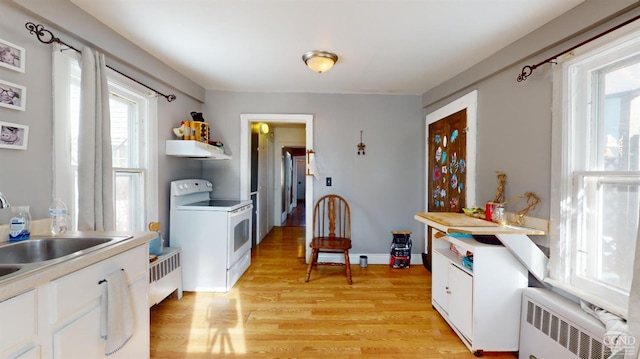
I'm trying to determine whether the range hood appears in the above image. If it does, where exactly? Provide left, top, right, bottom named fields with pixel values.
left=165, top=140, right=231, bottom=160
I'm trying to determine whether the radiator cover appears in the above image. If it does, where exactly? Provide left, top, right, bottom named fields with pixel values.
left=149, top=247, right=183, bottom=307
left=519, top=287, right=610, bottom=359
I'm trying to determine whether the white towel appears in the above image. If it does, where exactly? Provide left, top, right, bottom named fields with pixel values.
left=581, top=301, right=632, bottom=358
left=100, top=269, right=134, bottom=356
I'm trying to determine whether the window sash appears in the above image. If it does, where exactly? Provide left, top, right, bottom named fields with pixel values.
left=570, top=172, right=640, bottom=311
left=550, top=19, right=640, bottom=318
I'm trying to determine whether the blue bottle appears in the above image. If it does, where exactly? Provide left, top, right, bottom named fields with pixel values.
left=9, top=205, right=31, bottom=242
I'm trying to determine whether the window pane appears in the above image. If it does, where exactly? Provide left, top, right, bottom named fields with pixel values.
left=577, top=175, right=639, bottom=292
left=110, top=96, right=135, bottom=168
left=600, top=61, right=640, bottom=171
left=115, top=171, right=144, bottom=231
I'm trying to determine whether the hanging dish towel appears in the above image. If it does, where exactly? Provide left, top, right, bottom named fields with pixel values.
left=100, top=269, right=134, bottom=356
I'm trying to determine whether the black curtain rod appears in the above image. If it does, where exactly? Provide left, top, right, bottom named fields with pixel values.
left=517, top=13, right=640, bottom=82
left=25, top=22, right=176, bottom=102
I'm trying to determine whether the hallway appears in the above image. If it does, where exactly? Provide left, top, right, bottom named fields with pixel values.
left=282, top=199, right=305, bottom=227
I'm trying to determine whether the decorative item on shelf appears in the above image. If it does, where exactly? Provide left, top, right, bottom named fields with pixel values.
left=493, top=171, right=507, bottom=203
left=501, top=192, right=541, bottom=226
left=357, top=130, right=366, bottom=155
left=208, top=140, right=224, bottom=153
left=488, top=171, right=540, bottom=225
left=189, top=112, right=210, bottom=143
left=302, top=50, right=338, bottom=73
left=172, top=121, right=188, bottom=139
left=462, top=207, right=485, bottom=219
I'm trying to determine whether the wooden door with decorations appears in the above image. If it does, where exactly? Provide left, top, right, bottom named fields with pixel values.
left=428, top=109, right=467, bottom=212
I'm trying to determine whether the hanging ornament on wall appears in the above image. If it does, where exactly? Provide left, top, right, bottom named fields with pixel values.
left=357, top=130, right=366, bottom=155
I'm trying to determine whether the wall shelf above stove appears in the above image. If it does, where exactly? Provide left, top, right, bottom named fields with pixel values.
left=165, top=140, right=231, bottom=160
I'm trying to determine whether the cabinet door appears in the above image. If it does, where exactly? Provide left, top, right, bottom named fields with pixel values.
left=431, top=250, right=449, bottom=312
left=53, top=278, right=148, bottom=359
left=0, top=290, right=36, bottom=357
left=448, top=265, right=473, bottom=340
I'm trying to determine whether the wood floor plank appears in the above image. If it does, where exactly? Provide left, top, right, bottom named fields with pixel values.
left=150, top=226, right=517, bottom=358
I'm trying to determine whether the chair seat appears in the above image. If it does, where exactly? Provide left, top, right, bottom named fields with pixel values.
left=309, top=237, right=352, bottom=250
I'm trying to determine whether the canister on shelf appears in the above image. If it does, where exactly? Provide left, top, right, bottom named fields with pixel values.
left=493, top=203, right=506, bottom=226
left=485, top=201, right=493, bottom=221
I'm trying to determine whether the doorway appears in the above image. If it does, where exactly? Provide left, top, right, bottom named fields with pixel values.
left=281, top=149, right=306, bottom=227
left=240, top=114, right=314, bottom=259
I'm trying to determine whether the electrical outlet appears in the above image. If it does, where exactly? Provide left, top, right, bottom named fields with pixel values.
left=326, top=177, right=332, bottom=186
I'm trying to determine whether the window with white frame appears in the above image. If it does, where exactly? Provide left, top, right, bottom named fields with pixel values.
left=53, top=48, right=158, bottom=232
left=549, top=20, right=640, bottom=317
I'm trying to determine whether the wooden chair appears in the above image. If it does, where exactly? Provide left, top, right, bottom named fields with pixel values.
left=305, top=194, right=352, bottom=285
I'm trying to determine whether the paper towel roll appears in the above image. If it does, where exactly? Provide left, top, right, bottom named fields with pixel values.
left=308, top=157, right=320, bottom=181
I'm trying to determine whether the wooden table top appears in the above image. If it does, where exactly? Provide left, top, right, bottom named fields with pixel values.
left=414, top=212, right=545, bottom=235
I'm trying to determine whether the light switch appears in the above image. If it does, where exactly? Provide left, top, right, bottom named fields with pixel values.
left=326, top=177, right=332, bottom=186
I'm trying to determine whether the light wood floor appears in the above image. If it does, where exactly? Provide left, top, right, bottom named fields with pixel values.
left=150, top=226, right=517, bottom=359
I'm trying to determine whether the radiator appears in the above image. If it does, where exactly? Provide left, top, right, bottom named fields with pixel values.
left=149, top=247, right=183, bottom=308
left=519, top=287, right=610, bottom=359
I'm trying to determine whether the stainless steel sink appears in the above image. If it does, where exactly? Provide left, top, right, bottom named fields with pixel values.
left=0, top=266, right=21, bottom=277
left=0, top=237, right=118, bottom=264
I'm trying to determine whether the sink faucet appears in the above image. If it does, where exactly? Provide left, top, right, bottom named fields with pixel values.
left=0, top=192, right=9, bottom=209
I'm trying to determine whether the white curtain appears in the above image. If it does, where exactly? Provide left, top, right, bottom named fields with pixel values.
left=628, top=221, right=640, bottom=359
left=51, top=44, right=77, bottom=215
left=77, top=47, right=114, bottom=231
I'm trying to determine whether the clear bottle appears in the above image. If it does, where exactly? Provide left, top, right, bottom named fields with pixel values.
left=49, top=199, right=68, bottom=235
left=9, top=205, right=31, bottom=242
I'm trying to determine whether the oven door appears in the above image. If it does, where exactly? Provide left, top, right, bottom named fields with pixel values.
left=228, top=203, right=253, bottom=267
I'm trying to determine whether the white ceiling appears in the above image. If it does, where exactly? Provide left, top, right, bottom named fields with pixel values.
left=71, top=0, right=584, bottom=95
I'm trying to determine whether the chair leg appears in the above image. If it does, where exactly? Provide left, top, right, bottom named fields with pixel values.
left=305, top=249, right=318, bottom=282
left=344, top=250, right=352, bottom=285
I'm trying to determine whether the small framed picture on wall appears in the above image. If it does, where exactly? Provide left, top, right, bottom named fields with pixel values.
left=0, top=121, right=29, bottom=150
left=0, top=38, right=25, bottom=73
left=0, top=79, right=26, bottom=111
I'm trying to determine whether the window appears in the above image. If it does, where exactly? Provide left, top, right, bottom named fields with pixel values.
left=550, top=20, right=640, bottom=317
left=53, top=48, right=158, bottom=232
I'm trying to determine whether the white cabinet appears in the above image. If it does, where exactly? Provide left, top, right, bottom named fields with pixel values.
left=447, top=259, right=473, bottom=339
left=415, top=212, right=547, bottom=356
left=49, top=244, right=149, bottom=359
left=431, top=231, right=528, bottom=356
left=432, top=250, right=473, bottom=339
left=0, top=290, right=37, bottom=359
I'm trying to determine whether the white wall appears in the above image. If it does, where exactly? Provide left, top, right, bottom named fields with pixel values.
left=0, top=0, right=204, bottom=243
left=423, top=2, right=640, bottom=248
left=202, top=90, right=426, bottom=256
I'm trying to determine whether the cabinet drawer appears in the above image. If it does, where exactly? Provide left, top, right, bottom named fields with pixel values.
left=50, top=245, right=147, bottom=323
left=0, top=290, right=36, bottom=355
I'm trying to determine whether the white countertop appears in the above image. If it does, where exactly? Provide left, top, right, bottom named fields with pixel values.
left=0, top=229, right=155, bottom=301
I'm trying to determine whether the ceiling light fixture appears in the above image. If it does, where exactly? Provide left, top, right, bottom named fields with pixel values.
left=302, top=50, right=338, bottom=73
